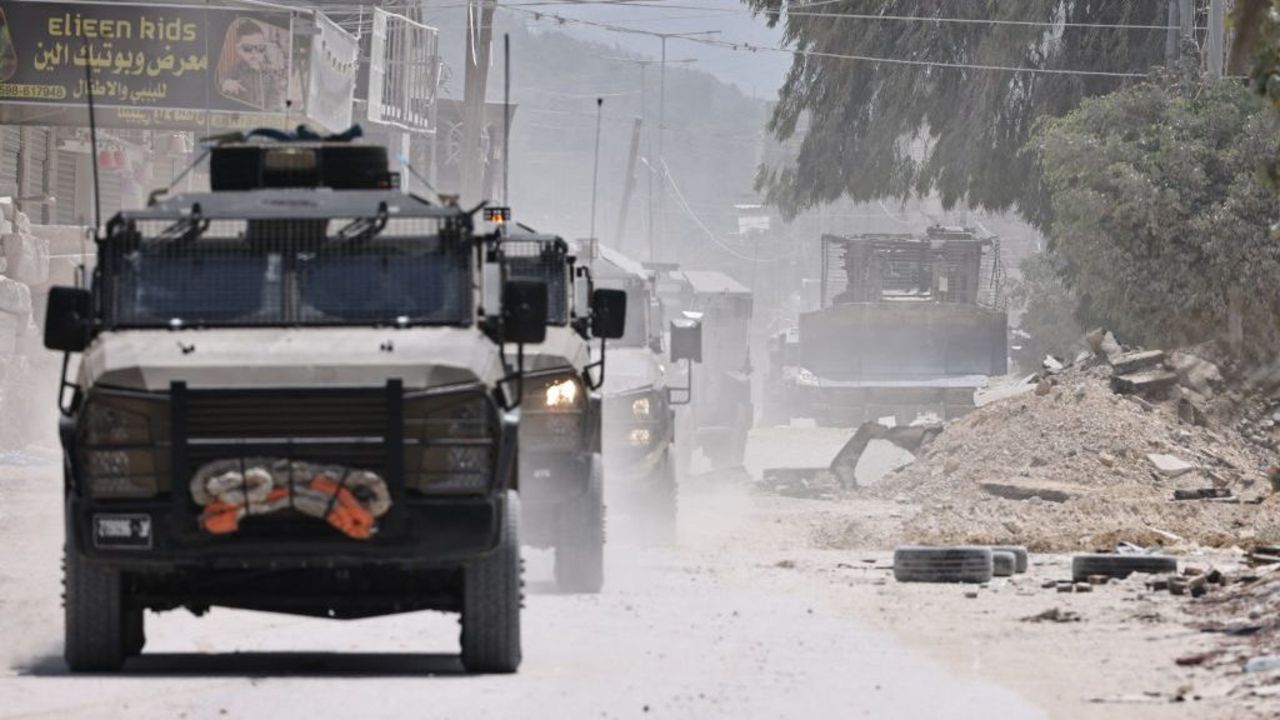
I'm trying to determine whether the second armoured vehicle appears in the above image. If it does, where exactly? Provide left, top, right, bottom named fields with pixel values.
left=45, top=130, right=548, bottom=674
left=498, top=225, right=625, bottom=592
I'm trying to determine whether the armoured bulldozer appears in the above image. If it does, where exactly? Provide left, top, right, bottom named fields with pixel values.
left=766, top=227, right=1007, bottom=427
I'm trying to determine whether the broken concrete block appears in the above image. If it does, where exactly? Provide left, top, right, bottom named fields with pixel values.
left=980, top=481, right=1075, bottom=503
left=1085, top=328, right=1106, bottom=353
left=1111, top=350, right=1166, bottom=375
left=1, top=231, right=49, bottom=285
left=1111, top=371, right=1179, bottom=398
left=1099, top=331, right=1123, bottom=359
left=1146, top=453, right=1197, bottom=478
left=0, top=275, right=31, bottom=316
left=1169, top=352, right=1222, bottom=396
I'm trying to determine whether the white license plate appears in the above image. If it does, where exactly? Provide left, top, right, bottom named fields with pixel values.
left=93, top=514, right=152, bottom=549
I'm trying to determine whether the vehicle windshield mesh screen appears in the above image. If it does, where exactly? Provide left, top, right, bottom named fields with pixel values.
left=105, top=217, right=472, bottom=327
left=503, top=239, right=568, bottom=324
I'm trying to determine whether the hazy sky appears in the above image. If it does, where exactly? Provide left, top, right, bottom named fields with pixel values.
left=512, top=0, right=791, bottom=98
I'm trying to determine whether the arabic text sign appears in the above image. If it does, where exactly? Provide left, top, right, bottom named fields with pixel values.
left=0, top=1, right=293, bottom=127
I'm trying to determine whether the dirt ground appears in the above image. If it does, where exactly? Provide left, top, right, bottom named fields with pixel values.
left=2, top=449, right=1277, bottom=719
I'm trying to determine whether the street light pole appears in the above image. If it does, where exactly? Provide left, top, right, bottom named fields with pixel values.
left=597, top=54, right=696, bottom=261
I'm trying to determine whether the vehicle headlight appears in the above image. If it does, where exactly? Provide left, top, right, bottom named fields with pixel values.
left=404, top=392, right=496, bottom=495
left=77, top=394, right=167, bottom=498
left=541, top=377, right=582, bottom=410
left=520, top=373, right=586, bottom=452
left=626, top=428, right=652, bottom=446
left=632, top=397, right=651, bottom=418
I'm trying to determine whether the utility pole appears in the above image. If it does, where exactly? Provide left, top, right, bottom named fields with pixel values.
left=460, top=0, right=495, bottom=204
left=598, top=55, right=695, bottom=258
left=1207, top=0, right=1226, bottom=79
left=615, top=117, right=643, bottom=252
left=652, top=30, right=717, bottom=261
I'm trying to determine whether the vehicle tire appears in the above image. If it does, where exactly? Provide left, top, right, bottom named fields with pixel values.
left=991, top=545, right=1029, bottom=574
left=64, top=543, right=128, bottom=672
left=122, top=608, right=146, bottom=658
left=1071, top=554, right=1176, bottom=582
left=991, top=551, right=1016, bottom=578
left=460, top=490, right=523, bottom=673
left=644, top=451, right=678, bottom=545
left=554, top=456, right=605, bottom=594
left=893, top=546, right=993, bottom=584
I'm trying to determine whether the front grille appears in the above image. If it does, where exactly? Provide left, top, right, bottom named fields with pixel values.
left=186, top=390, right=388, bottom=439
left=177, top=385, right=398, bottom=491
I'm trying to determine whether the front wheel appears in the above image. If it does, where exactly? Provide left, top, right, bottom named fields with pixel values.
left=643, top=450, right=678, bottom=545
left=64, top=541, right=130, bottom=672
left=460, top=490, right=523, bottom=673
left=554, top=455, right=605, bottom=594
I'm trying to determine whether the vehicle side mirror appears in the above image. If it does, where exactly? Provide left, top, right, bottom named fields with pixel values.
left=502, top=280, right=548, bottom=345
left=44, top=286, right=93, bottom=353
left=670, top=319, right=702, bottom=363
left=590, top=289, right=627, bottom=340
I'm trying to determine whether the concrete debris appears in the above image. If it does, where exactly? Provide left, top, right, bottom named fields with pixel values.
left=1146, top=453, right=1197, bottom=478
left=1111, top=370, right=1180, bottom=399
left=851, top=328, right=1280, bottom=557
left=1042, top=355, right=1065, bottom=373
left=1021, top=607, right=1082, bottom=623
left=1111, top=350, right=1166, bottom=376
left=979, top=481, right=1074, bottom=503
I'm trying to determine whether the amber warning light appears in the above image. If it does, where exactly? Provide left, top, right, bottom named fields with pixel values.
left=485, top=207, right=512, bottom=224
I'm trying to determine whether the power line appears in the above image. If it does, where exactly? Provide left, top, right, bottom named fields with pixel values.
left=504, top=6, right=1153, bottom=78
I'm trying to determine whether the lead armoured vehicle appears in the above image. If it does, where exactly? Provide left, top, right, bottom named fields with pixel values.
left=498, top=226, right=624, bottom=592
left=43, top=131, right=548, bottom=674
left=766, top=227, right=1007, bottom=426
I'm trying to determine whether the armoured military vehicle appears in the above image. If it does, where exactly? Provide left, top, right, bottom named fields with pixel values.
left=654, top=268, right=753, bottom=471
left=766, top=227, right=1007, bottom=426
left=43, top=129, right=548, bottom=674
left=497, top=225, right=625, bottom=592
left=594, top=246, right=699, bottom=541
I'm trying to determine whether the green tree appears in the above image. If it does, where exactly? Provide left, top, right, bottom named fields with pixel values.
left=1034, top=77, right=1280, bottom=356
left=743, top=1, right=1169, bottom=226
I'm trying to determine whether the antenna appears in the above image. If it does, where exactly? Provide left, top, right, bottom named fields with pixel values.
left=589, top=97, right=603, bottom=242
left=503, top=33, right=511, bottom=206
left=83, top=48, right=102, bottom=233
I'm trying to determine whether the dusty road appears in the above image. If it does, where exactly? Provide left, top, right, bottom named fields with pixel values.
left=0, top=446, right=1257, bottom=719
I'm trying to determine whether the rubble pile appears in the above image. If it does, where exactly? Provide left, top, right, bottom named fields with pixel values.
left=870, top=332, right=1280, bottom=552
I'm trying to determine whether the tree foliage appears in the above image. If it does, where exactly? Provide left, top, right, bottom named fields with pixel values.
left=1034, top=77, right=1280, bottom=356
left=744, top=1, right=1169, bottom=225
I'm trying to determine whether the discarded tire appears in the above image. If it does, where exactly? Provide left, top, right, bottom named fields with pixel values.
left=893, top=546, right=994, bottom=584
left=1071, top=554, right=1176, bottom=582
left=991, top=551, right=1016, bottom=577
left=991, top=545, right=1029, bottom=574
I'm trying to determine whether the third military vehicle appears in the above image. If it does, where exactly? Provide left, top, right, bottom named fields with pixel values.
left=594, top=246, right=698, bottom=541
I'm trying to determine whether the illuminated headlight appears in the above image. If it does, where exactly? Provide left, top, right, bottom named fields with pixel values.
left=627, top=429, right=652, bottom=446
left=544, top=378, right=580, bottom=409
left=631, top=397, right=651, bottom=418
left=78, top=395, right=166, bottom=498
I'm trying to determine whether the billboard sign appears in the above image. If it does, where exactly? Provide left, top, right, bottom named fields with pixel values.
left=0, top=1, right=304, bottom=131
